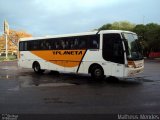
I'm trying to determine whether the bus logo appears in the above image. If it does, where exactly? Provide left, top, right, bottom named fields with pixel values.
left=53, top=50, right=83, bottom=55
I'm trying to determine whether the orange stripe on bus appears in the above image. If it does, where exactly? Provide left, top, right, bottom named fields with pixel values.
left=31, top=50, right=86, bottom=67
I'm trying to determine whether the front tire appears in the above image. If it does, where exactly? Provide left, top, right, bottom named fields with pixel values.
left=33, top=62, right=45, bottom=74
left=91, top=65, right=104, bottom=80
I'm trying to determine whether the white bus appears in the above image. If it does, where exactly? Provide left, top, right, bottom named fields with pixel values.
left=18, top=30, right=144, bottom=79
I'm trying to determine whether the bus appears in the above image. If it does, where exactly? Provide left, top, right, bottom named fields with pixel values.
left=18, top=30, right=144, bottom=79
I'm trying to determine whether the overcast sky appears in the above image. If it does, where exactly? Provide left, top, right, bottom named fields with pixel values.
left=0, top=0, right=160, bottom=36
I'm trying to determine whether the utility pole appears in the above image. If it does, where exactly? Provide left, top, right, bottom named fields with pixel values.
left=5, top=34, right=8, bottom=59
left=4, top=20, right=9, bottom=60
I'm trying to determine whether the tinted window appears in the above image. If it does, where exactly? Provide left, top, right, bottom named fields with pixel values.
left=39, top=39, right=52, bottom=50
left=32, top=40, right=40, bottom=50
left=19, top=41, right=28, bottom=51
left=89, top=35, right=99, bottom=49
left=19, top=42, right=23, bottom=51
left=51, top=35, right=99, bottom=50
left=19, top=35, right=100, bottom=51
left=103, top=33, right=124, bottom=64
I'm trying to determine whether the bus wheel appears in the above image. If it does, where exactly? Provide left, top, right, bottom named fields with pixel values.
left=91, top=65, right=104, bottom=80
left=33, top=62, right=45, bottom=74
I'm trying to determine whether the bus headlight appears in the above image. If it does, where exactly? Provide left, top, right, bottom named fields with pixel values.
left=125, top=64, right=134, bottom=68
left=127, top=61, right=136, bottom=68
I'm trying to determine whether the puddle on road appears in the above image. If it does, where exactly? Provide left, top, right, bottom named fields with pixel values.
left=134, top=76, right=160, bottom=83
left=123, top=77, right=155, bottom=83
left=20, top=79, right=75, bottom=88
left=141, top=79, right=154, bottom=82
left=33, top=83, right=75, bottom=87
left=0, top=75, right=12, bottom=79
left=0, top=66, right=18, bottom=70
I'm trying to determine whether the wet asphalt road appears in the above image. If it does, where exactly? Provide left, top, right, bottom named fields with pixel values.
left=0, top=60, right=160, bottom=118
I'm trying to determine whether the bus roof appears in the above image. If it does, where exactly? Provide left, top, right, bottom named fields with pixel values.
left=19, top=30, right=136, bottom=41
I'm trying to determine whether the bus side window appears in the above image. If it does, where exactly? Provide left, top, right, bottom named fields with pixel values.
left=91, top=39, right=98, bottom=49
left=27, top=41, right=32, bottom=50
left=79, top=40, right=86, bottom=49
left=89, top=35, right=99, bottom=49
left=55, top=41, right=58, bottom=49
left=70, top=38, right=75, bottom=49
left=32, top=41, right=37, bottom=50
left=70, top=37, right=79, bottom=49
left=52, top=39, right=58, bottom=50
left=40, top=40, right=45, bottom=50
left=24, top=42, right=28, bottom=51
left=61, top=39, right=66, bottom=49
left=74, top=38, right=79, bottom=49
left=46, top=40, right=52, bottom=50
left=79, top=36, right=87, bottom=49
left=64, top=38, right=70, bottom=50
left=55, top=39, right=62, bottom=50
left=65, top=40, right=70, bottom=49
left=19, top=42, right=23, bottom=51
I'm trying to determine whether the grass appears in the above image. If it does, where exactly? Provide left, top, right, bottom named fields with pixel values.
left=0, top=55, right=17, bottom=61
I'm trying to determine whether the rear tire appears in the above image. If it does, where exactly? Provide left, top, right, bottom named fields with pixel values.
left=33, top=62, right=45, bottom=74
left=91, top=65, right=104, bottom=80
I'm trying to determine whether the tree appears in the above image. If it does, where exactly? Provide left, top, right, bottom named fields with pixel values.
left=112, top=21, right=135, bottom=31
left=133, top=24, right=146, bottom=39
left=133, top=23, right=160, bottom=57
left=99, top=21, right=160, bottom=57
left=99, top=21, right=135, bottom=31
left=146, top=23, right=159, bottom=31
left=0, top=29, right=32, bottom=55
left=145, top=25, right=160, bottom=53
left=8, top=30, right=32, bottom=46
left=98, top=23, right=112, bottom=30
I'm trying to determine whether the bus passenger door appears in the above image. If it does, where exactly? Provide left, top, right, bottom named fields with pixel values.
left=103, top=33, right=125, bottom=77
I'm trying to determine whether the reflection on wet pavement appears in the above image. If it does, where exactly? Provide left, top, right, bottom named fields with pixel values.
left=0, top=60, right=160, bottom=90
left=0, top=61, right=160, bottom=114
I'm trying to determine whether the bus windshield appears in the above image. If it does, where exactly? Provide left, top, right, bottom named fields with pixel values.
left=123, top=33, right=143, bottom=60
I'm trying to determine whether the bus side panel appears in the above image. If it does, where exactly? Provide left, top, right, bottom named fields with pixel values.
left=18, top=51, right=33, bottom=68
left=64, top=61, right=79, bottom=72
left=48, top=61, right=78, bottom=72
left=48, top=61, right=64, bottom=71
left=30, top=50, right=86, bottom=72
left=18, top=51, right=48, bottom=69
left=78, top=50, right=112, bottom=76
left=78, top=50, right=125, bottom=77
left=110, top=63, right=125, bottom=77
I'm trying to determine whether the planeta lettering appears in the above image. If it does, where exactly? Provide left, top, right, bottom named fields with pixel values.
left=53, top=50, right=83, bottom=55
